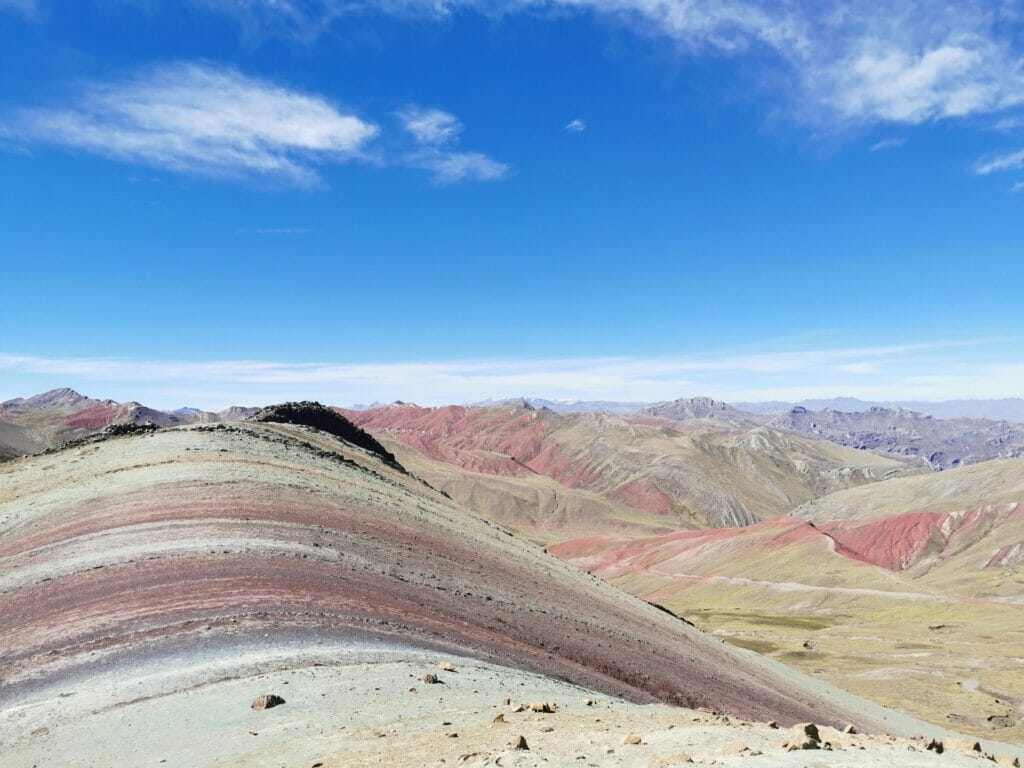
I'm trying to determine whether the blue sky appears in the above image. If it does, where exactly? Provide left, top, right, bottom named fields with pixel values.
left=1, top=1, right=1022, bottom=408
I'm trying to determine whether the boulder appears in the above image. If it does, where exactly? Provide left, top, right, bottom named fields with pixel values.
left=791, top=723, right=820, bottom=743
left=250, top=694, right=286, bottom=710
left=620, top=734, right=642, bottom=746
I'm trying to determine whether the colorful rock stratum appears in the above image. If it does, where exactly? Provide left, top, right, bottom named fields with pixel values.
left=2, top=404, right=1022, bottom=766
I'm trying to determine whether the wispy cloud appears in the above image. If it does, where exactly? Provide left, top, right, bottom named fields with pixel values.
left=1011, top=181, right=1024, bottom=193
left=399, top=107, right=463, bottom=145
left=565, top=118, right=586, bottom=133
left=409, top=151, right=508, bottom=183
left=1, top=338, right=1017, bottom=409
left=192, top=2, right=1024, bottom=131
left=399, top=105, right=508, bottom=183
left=993, top=116, right=1024, bottom=132
left=975, top=148, right=1024, bottom=175
left=3, top=62, right=378, bottom=185
left=3, top=63, right=507, bottom=186
left=869, top=137, right=905, bottom=152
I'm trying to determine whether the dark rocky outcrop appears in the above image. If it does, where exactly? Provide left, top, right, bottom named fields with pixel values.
left=250, top=401, right=401, bottom=469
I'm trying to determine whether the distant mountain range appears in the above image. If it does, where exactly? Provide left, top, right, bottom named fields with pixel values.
left=0, top=388, right=257, bottom=459
left=768, top=405, right=1024, bottom=470
left=4, top=388, right=1024, bottom=473
left=738, top=397, right=1024, bottom=422
left=471, top=397, right=647, bottom=415
left=472, top=395, right=1024, bottom=422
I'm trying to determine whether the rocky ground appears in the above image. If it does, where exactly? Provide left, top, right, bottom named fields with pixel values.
left=4, top=649, right=1021, bottom=768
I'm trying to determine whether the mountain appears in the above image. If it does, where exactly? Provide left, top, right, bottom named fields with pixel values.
left=4, top=405, right=983, bottom=766
left=341, top=402, right=919, bottom=539
left=550, top=457, right=1024, bottom=744
left=740, top=398, right=1024, bottom=423
left=770, top=406, right=1024, bottom=470
left=640, top=395, right=766, bottom=427
left=471, top=397, right=649, bottom=414
left=0, top=388, right=258, bottom=457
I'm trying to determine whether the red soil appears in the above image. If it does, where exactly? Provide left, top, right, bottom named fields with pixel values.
left=344, top=405, right=617, bottom=503
left=63, top=404, right=120, bottom=430
left=608, top=479, right=676, bottom=516
left=821, top=513, right=947, bottom=571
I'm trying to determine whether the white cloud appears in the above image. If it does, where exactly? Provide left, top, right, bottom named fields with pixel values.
left=400, top=107, right=463, bottom=145
left=4, top=63, right=378, bottom=185
left=869, top=137, right=905, bottom=151
left=975, top=148, right=1024, bottom=175
left=410, top=150, right=509, bottom=183
left=1012, top=181, right=1024, bottom=193
left=398, top=105, right=508, bottom=182
left=993, top=116, right=1024, bottom=132
left=197, top=1, right=1024, bottom=130
left=1, top=338, right=1016, bottom=410
left=4, top=63, right=508, bottom=185
left=565, top=118, right=586, bottom=133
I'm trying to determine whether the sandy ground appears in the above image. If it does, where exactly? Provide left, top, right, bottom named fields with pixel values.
left=4, top=646, right=1021, bottom=768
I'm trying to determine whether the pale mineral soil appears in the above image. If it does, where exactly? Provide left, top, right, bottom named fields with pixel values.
left=3, top=647, right=1021, bottom=768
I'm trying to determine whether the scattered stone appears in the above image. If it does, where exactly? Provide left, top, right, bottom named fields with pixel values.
left=511, top=704, right=525, bottom=713
left=447, top=733, right=459, bottom=738
left=439, top=662, right=457, bottom=672
left=250, top=694, right=286, bottom=710
left=620, top=734, right=642, bottom=746
left=925, top=739, right=944, bottom=754
left=422, top=673, right=440, bottom=684
left=766, top=721, right=778, bottom=729
left=528, top=701, right=554, bottom=713
left=661, top=754, right=694, bottom=764
left=843, top=724, right=857, bottom=734
left=540, top=726, right=554, bottom=732
left=791, top=723, right=820, bottom=744
left=996, top=755, right=1021, bottom=767
left=492, top=714, right=505, bottom=723
left=584, top=699, right=595, bottom=706
left=720, top=743, right=749, bottom=755
left=502, top=697, right=511, bottom=705
left=788, top=740, right=820, bottom=751
left=514, top=735, right=529, bottom=750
